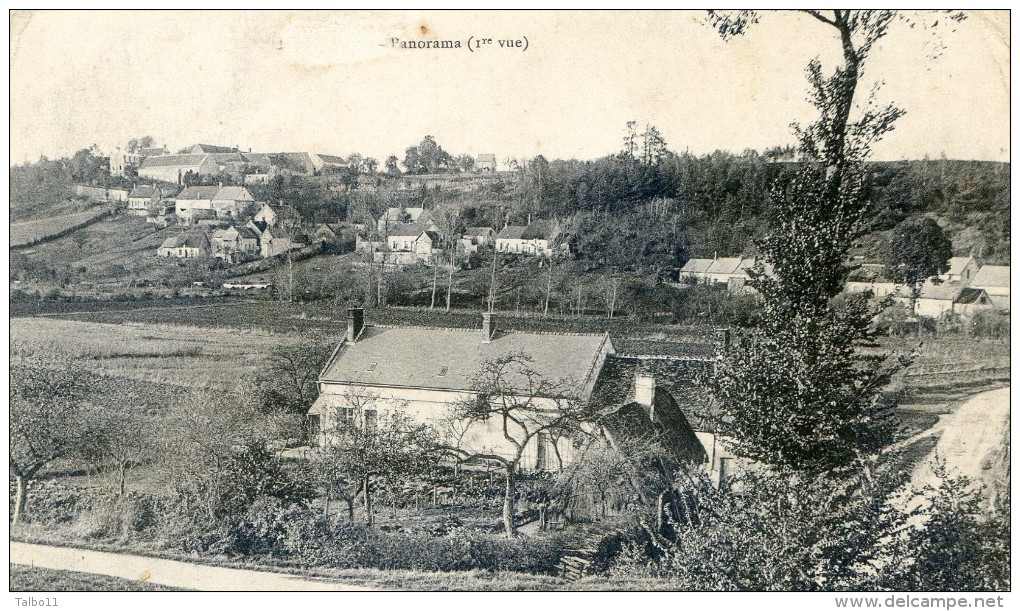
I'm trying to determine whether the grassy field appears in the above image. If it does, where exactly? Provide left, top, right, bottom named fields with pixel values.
left=10, top=564, right=188, bottom=591
left=10, top=209, right=111, bottom=247
left=10, top=317, right=315, bottom=391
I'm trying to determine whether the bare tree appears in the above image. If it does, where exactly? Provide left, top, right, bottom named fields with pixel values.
left=440, top=352, right=595, bottom=538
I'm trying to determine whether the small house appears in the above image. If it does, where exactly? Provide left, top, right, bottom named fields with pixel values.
left=475, top=154, right=497, bottom=172
left=970, top=265, right=1010, bottom=298
left=157, top=231, right=211, bottom=258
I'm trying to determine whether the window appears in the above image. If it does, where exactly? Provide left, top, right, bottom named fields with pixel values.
left=337, top=407, right=357, bottom=426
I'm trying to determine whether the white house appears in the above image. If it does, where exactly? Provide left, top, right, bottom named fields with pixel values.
left=495, top=220, right=560, bottom=256
left=377, top=207, right=426, bottom=234
left=476, top=154, right=497, bottom=172
left=308, top=310, right=614, bottom=470
left=210, top=186, right=255, bottom=219
left=253, top=203, right=279, bottom=228
left=156, top=231, right=211, bottom=258
left=941, top=256, right=980, bottom=285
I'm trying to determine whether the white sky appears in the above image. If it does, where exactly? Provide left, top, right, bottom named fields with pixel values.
left=8, top=10, right=1011, bottom=166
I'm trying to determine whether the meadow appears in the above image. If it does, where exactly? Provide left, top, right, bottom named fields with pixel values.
left=10, top=209, right=111, bottom=247
left=10, top=317, right=310, bottom=391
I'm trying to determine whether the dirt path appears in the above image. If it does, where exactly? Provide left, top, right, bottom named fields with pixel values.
left=909, top=386, right=1009, bottom=497
left=9, top=542, right=375, bottom=591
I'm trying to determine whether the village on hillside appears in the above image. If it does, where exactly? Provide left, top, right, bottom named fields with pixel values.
left=9, top=9, right=1010, bottom=597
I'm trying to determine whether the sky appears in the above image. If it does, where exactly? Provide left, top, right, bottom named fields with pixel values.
left=8, top=10, right=1011, bottom=167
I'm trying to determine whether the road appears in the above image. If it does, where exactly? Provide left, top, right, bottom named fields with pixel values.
left=909, top=386, right=1009, bottom=501
left=9, top=542, right=375, bottom=591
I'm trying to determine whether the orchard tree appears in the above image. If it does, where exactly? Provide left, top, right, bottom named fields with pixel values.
left=318, top=393, right=438, bottom=526
left=882, top=216, right=953, bottom=290
left=10, top=358, right=97, bottom=524
left=442, top=352, right=595, bottom=537
left=705, top=10, right=964, bottom=472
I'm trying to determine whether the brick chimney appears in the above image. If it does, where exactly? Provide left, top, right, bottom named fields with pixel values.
left=634, top=371, right=656, bottom=421
left=347, top=307, right=365, bottom=342
left=481, top=312, right=496, bottom=343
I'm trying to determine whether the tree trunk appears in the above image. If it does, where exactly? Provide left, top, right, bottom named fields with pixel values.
left=544, top=259, right=553, bottom=316
left=346, top=498, right=355, bottom=523
left=363, top=474, right=374, bottom=526
left=430, top=262, right=438, bottom=309
left=446, top=260, right=454, bottom=311
left=118, top=461, right=127, bottom=497
left=502, top=465, right=517, bottom=538
left=12, top=474, right=27, bottom=526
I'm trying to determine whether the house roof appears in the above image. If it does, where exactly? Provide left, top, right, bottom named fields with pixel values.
left=465, top=226, right=494, bottom=236
left=972, top=265, right=1010, bottom=290
left=214, top=186, right=254, bottom=201
left=988, top=295, right=1010, bottom=312
left=521, top=220, right=558, bottom=240
left=679, top=258, right=714, bottom=274
left=316, top=153, right=347, bottom=165
left=189, top=144, right=239, bottom=154
left=382, top=207, right=425, bottom=223
left=176, top=186, right=221, bottom=200
left=319, top=326, right=611, bottom=397
left=139, top=154, right=209, bottom=169
left=600, top=389, right=707, bottom=466
left=160, top=231, right=209, bottom=249
left=388, top=222, right=426, bottom=238
left=497, top=225, right=527, bottom=239
left=917, top=283, right=963, bottom=301
left=234, top=225, right=260, bottom=240
left=129, top=185, right=157, bottom=198
left=705, top=257, right=744, bottom=275
left=477, top=154, right=496, bottom=163
left=276, top=152, right=318, bottom=173
left=137, top=146, right=168, bottom=156
left=954, top=287, right=990, bottom=305
left=946, top=256, right=975, bottom=276
left=419, top=230, right=442, bottom=243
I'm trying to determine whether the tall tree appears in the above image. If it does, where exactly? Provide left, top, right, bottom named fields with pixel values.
left=706, top=10, right=963, bottom=472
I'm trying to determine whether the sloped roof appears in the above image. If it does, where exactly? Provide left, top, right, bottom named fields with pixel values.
left=601, top=389, right=707, bottom=466
left=946, top=256, right=975, bottom=276
left=189, top=144, right=239, bottom=154
left=465, top=226, right=494, bottom=236
left=521, top=220, right=558, bottom=240
left=129, top=185, right=157, bottom=198
left=706, top=257, right=744, bottom=275
left=388, top=222, right=426, bottom=238
left=972, top=265, right=1010, bottom=290
left=954, top=287, right=990, bottom=305
left=160, top=231, right=209, bottom=249
left=209, top=152, right=244, bottom=164
left=234, top=225, right=260, bottom=240
left=988, top=295, right=1010, bottom=312
left=139, top=154, right=209, bottom=169
left=316, top=153, right=347, bottom=165
left=319, top=326, right=611, bottom=397
left=214, top=186, right=254, bottom=201
left=497, top=225, right=527, bottom=239
left=917, top=283, right=963, bottom=301
left=477, top=154, right=496, bottom=163
left=382, top=207, right=425, bottom=222
left=277, top=152, right=317, bottom=173
left=176, top=186, right=221, bottom=200
left=679, top=258, right=714, bottom=274
left=137, top=146, right=168, bottom=156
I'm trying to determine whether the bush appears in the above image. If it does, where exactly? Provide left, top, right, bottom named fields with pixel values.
left=969, top=310, right=1009, bottom=340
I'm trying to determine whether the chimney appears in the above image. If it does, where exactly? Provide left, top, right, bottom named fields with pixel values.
left=481, top=312, right=496, bottom=343
left=715, top=328, right=731, bottom=349
left=635, top=371, right=656, bottom=420
left=347, top=307, right=365, bottom=342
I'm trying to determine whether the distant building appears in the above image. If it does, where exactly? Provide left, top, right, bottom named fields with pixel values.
left=259, top=228, right=304, bottom=258
left=183, top=144, right=241, bottom=154
left=157, top=231, right=211, bottom=258
left=175, top=185, right=255, bottom=223
left=138, top=154, right=219, bottom=184
left=127, top=185, right=176, bottom=216
left=211, top=225, right=261, bottom=262
left=942, top=256, right=980, bottom=285
left=495, top=220, right=560, bottom=256
left=377, top=206, right=426, bottom=234
left=253, top=203, right=279, bottom=228
left=476, top=154, right=497, bottom=172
